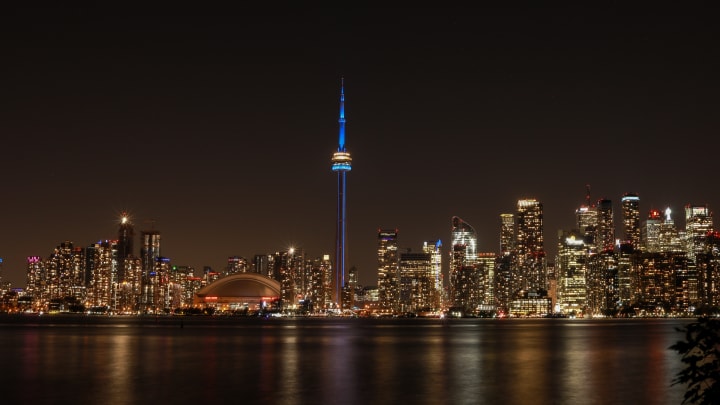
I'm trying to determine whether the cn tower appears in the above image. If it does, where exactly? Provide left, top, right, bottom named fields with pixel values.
left=331, top=78, right=352, bottom=309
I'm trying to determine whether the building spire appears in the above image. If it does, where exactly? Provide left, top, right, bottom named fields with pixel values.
left=338, top=76, right=346, bottom=151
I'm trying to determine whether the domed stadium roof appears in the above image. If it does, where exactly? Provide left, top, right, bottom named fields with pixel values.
left=195, top=273, right=281, bottom=302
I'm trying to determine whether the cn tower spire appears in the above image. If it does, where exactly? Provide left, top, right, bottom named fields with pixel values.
left=331, top=77, right=352, bottom=311
left=338, top=77, right=346, bottom=151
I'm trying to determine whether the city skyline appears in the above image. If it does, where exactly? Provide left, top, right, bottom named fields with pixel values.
left=2, top=5, right=718, bottom=288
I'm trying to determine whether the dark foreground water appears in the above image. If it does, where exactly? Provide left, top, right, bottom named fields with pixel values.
left=0, top=315, right=691, bottom=405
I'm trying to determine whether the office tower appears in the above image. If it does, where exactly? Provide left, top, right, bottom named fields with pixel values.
left=621, top=193, right=641, bottom=249
left=44, top=241, right=76, bottom=300
left=556, top=230, right=587, bottom=316
left=140, top=230, right=161, bottom=311
left=25, top=256, right=44, bottom=307
left=252, top=254, right=272, bottom=276
left=500, top=213, right=515, bottom=256
left=476, top=252, right=496, bottom=310
left=658, top=207, right=684, bottom=252
left=450, top=216, right=479, bottom=313
left=685, top=204, right=713, bottom=260
left=423, top=240, right=443, bottom=311
left=86, top=240, right=118, bottom=309
left=343, top=264, right=357, bottom=310
left=451, top=216, right=478, bottom=264
left=377, top=229, right=399, bottom=313
left=576, top=185, right=597, bottom=249
left=331, top=78, right=352, bottom=309
left=496, top=214, right=515, bottom=314
left=308, top=255, right=332, bottom=309
left=577, top=209, right=597, bottom=249
left=116, top=212, right=134, bottom=283
left=398, top=250, right=432, bottom=313
left=277, top=248, right=304, bottom=308
left=596, top=199, right=615, bottom=252
left=515, top=199, right=546, bottom=291
left=643, top=209, right=663, bottom=252
left=226, top=256, right=248, bottom=275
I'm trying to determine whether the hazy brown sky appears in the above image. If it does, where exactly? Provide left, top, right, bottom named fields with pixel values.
left=1, top=4, right=718, bottom=287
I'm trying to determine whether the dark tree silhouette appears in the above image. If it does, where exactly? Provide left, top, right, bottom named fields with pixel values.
left=669, top=317, right=720, bottom=404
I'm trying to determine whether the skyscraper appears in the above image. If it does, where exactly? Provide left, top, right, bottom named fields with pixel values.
left=377, top=229, right=399, bottom=313
left=685, top=204, right=713, bottom=260
left=576, top=186, right=597, bottom=249
left=117, top=212, right=134, bottom=283
left=621, top=193, right=641, bottom=249
left=515, top=199, right=545, bottom=291
left=450, top=216, right=479, bottom=312
left=596, top=199, right=615, bottom=252
left=331, top=78, right=352, bottom=309
left=140, top=229, right=161, bottom=311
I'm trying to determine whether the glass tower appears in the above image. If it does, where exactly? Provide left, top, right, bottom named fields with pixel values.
left=377, top=229, right=399, bottom=313
left=621, top=193, right=641, bottom=249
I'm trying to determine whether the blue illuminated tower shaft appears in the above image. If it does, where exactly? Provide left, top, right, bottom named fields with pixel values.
left=335, top=170, right=347, bottom=307
left=331, top=79, right=351, bottom=309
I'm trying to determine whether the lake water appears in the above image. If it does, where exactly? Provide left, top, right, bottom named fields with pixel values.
left=0, top=315, right=690, bottom=405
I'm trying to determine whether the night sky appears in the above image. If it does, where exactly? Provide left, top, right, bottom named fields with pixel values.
left=1, top=5, right=718, bottom=288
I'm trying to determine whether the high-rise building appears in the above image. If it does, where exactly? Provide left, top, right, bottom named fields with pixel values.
left=422, top=240, right=443, bottom=311
left=140, top=230, right=161, bottom=311
left=331, top=78, right=352, bottom=309
left=308, top=254, right=333, bottom=309
left=515, top=199, right=546, bottom=291
left=226, top=256, right=248, bottom=275
left=658, top=207, right=684, bottom=252
left=621, top=193, right=641, bottom=250
left=398, top=251, right=433, bottom=313
left=643, top=208, right=663, bottom=252
left=685, top=204, right=713, bottom=260
left=500, top=213, right=514, bottom=256
left=596, top=199, right=615, bottom=253
left=86, top=240, right=118, bottom=309
left=576, top=185, right=597, bottom=249
left=450, top=216, right=479, bottom=313
left=476, top=252, right=496, bottom=310
left=555, top=230, right=587, bottom=316
left=451, top=216, right=477, bottom=265
left=117, top=212, right=134, bottom=283
left=377, top=229, right=399, bottom=313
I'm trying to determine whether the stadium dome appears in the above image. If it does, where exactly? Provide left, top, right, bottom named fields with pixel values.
left=193, top=273, right=281, bottom=310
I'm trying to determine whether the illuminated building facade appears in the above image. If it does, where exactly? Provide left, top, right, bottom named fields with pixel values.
left=331, top=78, right=352, bottom=309
left=377, top=229, right=399, bottom=313
left=500, top=213, right=514, bottom=256
left=226, top=256, right=248, bottom=276
left=476, top=252, right=496, bottom=309
left=449, top=216, right=479, bottom=313
left=423, top=240, right=443, bottom=311
left=685, top=204, right=713, bottom=260
left=556, top=230, right=587, bottom=315
left=309, top=254, right=332, bottom=309
left=657, top=208, right=684, bottom=252
left=140, top=230, right=161, bottom=311
left=596, top=199, right=615, bottom=253
left=86, top=240, right=117, bottom=308
left=643, top=209, right=663, bottom=252
left=515, top=199, right=546, bottom=292
left=398, top=251, right=433, bottom=313
left=116, top=213, right=134, bottom=283
left=621, top=193, right=641, bottom=250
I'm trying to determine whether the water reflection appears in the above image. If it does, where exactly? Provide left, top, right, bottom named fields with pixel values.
left=0, top=317, right=689, bottom=405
